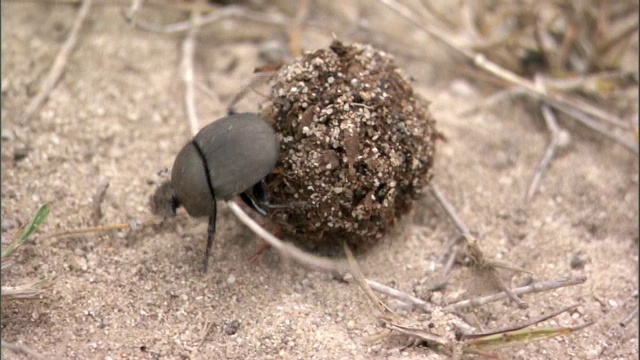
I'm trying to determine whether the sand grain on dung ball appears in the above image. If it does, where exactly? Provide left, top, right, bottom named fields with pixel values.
left=261, top=40, right=438, bottom=249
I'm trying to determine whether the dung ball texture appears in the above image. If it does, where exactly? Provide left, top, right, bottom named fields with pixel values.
left=261, top=40, right=438, bottom=249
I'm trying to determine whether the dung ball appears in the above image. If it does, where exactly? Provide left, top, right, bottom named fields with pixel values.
left=261, top=40, right=438, bottom=249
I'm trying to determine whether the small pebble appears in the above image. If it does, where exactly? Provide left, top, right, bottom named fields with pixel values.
left=13, top=147, right=30, bottom=162
left=1, top=218, right=16, bottom=232
left=449, top=79, right=475, bottom=96
left=1, top=127, right=14, bottom=141
left=346, top=320, right=355, bottom=330
left=227, top=274, right=236, bottom=284
left=570, top=251, right=587, bottom=269
left=223, top=320, right=240, bottom=335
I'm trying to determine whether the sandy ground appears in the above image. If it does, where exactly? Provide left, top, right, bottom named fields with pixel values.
left=1, top=2, right=638, bottom=359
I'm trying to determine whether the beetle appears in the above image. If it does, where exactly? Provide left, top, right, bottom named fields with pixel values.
left=150, top=113, right=279, bottom=272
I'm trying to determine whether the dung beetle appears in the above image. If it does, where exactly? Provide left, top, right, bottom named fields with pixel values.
left=150, top=113, right=279, bottom=272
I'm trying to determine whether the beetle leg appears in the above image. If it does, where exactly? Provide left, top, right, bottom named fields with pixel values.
left=203, top=200, right=217, bottom=272
left=240, top=191, right=269, bottom=216
left=248, top=179, right=311, bottom=213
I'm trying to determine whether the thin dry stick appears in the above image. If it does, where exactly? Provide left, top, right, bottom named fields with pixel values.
left=182, top=11, right=201, bottom=136
left=17, top=0, right=93, bottom=124
left=1, top=341, right=46, bottom=360
left=526, top=104, right=570, bottom=202
left=429, top=244, right=458, bottom=291
left=430, top=186, right=532, bottom=307
left=365, top=279, right=433, bottom=313
left=443, top=275, right=587, bottom=312
left=619, top=306, right=639, bottom=327
left=429, top=185, right=471, bottom=236
left=122, top=5, right=288, bottom=34
left=378, top=0, right=639, bottom=155
left=197, top=317, right=213, bottom=349
left=465, top=241, right=529, bottom=309
left=492, top=269, right=528, bottom=309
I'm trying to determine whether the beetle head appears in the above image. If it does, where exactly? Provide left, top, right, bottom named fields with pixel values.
left=150, top=181, right=180, bottom=217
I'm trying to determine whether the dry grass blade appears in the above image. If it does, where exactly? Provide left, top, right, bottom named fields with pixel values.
left=344, top=243, right=394, bottom=316
left=462, top=321, right=592, bottom=352
left=381, top=320, right=449, bottom=347
left=17, top=0, right=92, bottom=124
left=461, top=304, right=579, bottom=340
left=1, top=279, right=49, bottom=300
left=1, top=259, right=15, bottom=271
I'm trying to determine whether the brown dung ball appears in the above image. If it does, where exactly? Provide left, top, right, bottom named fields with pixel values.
left=260, top=40, right=438, bottom=249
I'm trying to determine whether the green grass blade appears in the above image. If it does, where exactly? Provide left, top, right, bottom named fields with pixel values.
left=463, top=324, right=589, bottom=352
left=1, top=204, right=50, bottom=259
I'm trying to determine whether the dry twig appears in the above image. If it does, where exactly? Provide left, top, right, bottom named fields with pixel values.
left=619, top=305, right=639, bottom=327
left=17, top=0, right=93, bottom=124
left=526, top=104, right=571, bottom=202
left=429, top=185, right=530, bottom=307
left=443, top=275, right=587, bottom=312
left=197, top=317, right=214, bottom=349
left=429, top=185, right=471, bottom=236
left=365, top=278, right=433, bottom=313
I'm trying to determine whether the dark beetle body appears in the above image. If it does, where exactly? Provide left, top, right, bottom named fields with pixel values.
left=150, top=113, right=279, bottom=271
left=172, top=114, right=279, bottom=217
